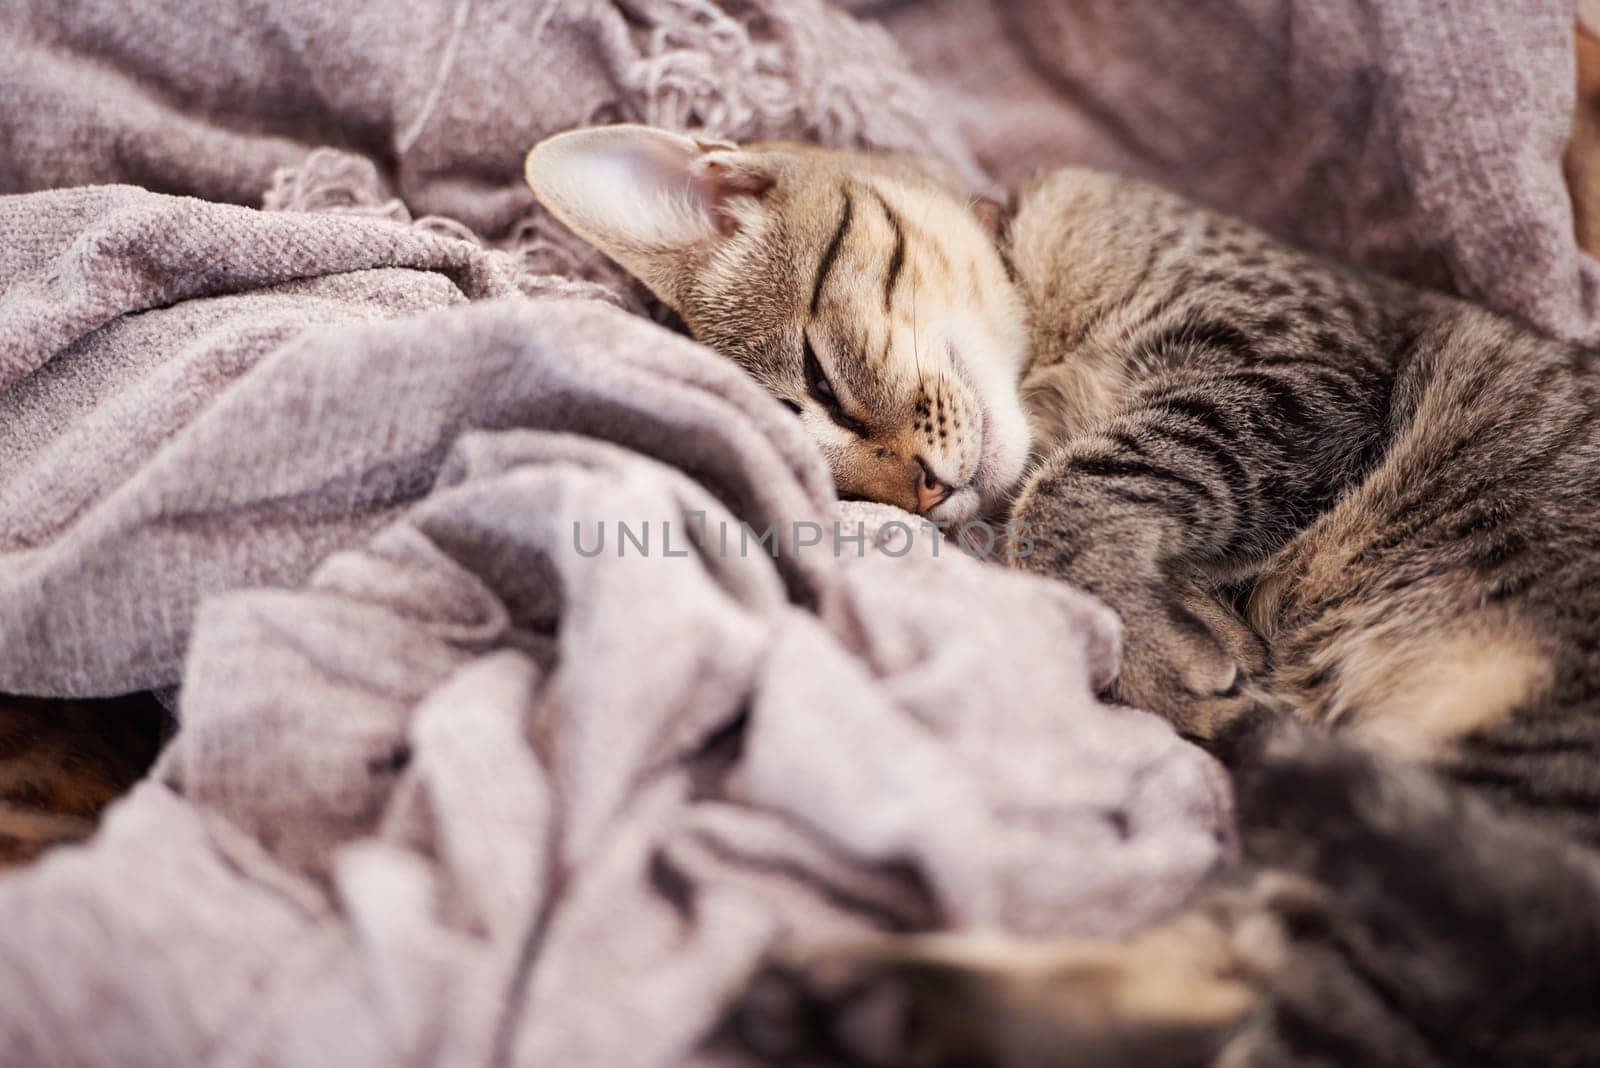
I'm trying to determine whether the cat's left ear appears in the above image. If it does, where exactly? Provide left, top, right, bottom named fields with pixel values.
left=524, top=125, right=773, bottom=305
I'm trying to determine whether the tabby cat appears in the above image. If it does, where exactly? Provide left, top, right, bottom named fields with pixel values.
left=527, top=126, right=1600, bottom=1067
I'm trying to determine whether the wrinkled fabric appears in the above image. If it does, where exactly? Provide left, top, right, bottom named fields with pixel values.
left=11, top=1, right=1576, bottom=1063
left=0, top=3, right=1238, bottom=1061
left=2, top=0, right=985, bottom=295
left=0, top=185, right=1231, bottom=1064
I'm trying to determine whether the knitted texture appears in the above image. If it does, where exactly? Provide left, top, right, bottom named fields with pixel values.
left=0, top=4, right=1232, bottom=1064
left=0, top=185, right=1232, bottom=1065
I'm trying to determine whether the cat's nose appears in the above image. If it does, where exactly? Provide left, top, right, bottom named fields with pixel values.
left=912, top=458, right=950, bottom=514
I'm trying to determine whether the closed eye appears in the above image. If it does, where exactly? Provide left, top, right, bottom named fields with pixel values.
left=803, top=338, right=836, bottom=404
left=803, top=337, right=868, bottom=435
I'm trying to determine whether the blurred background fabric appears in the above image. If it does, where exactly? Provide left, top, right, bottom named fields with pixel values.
left=6, top=1, right=1593, bottom=339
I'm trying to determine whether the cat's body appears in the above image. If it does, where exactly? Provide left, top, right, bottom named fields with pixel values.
left=1009, top=168, right=1600, bottom=846
left=528, top=126, right=1600, bottom=1065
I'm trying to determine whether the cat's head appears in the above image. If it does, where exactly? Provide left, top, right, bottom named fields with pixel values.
left=524, top=125, right=1032, bottom=522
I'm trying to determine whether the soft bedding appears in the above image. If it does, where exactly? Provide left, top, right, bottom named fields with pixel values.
left=0, top=1, right=1586, bottom=1063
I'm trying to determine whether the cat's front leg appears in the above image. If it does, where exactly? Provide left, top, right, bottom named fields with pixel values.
left=1009, top=436, right=1266, bottom=737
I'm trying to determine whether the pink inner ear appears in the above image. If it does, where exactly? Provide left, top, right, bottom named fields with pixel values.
left=527, top=127, right=775, bottom=250
left=628, top=136, right=718, bottom=213
left=698, top=158, right=775, bottom=235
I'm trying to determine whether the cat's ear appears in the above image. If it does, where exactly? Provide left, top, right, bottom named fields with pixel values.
left=524, top=125, right=773, bottom=302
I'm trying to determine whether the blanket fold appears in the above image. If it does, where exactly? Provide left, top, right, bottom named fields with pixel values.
left=5, top=1, right=1579, bottom=1064
left=0, top=180, right=1230, bottom=1064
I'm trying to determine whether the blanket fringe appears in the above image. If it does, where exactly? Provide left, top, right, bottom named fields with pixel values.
left=264, top=147, right=635, bottom=307
left=260, top=0, right=986, bottom=317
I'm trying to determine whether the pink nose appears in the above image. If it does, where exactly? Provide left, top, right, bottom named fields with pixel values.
left=913, top=459, right=950, bottom=514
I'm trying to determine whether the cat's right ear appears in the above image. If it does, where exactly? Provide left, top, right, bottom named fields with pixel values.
left=524, top=125, right=773, bottom=305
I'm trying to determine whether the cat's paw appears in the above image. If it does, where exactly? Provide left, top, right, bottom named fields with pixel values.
left=1017, top=545, right=1263, bottom=735
left=1009, top=467, right=1265, bottom=735
left=1109, top=574, right=1267, bottom=737
left=714, top=929, right=1253, bottom=1068
left=717, top=942, right=935, bottom=1067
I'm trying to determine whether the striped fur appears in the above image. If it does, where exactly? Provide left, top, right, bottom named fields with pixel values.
left=1007, top=168, right=1600, bottom=844
left=532, top=128, right=1600, bottom=1065
left=526, top=127, right=1034, bottom=521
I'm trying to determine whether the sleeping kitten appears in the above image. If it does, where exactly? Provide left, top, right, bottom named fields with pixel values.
left=527, top=127, right=1600, bottom=1066
left=525, top=128, right=1032, bottom=523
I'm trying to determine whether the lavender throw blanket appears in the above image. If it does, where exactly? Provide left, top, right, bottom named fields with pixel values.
left=0, top=1, right=1585, bottom=1064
